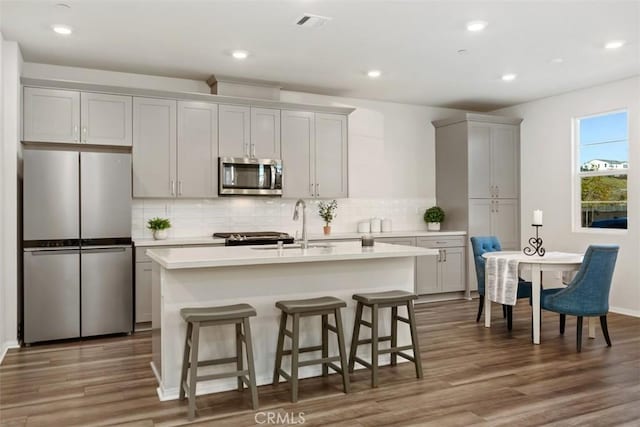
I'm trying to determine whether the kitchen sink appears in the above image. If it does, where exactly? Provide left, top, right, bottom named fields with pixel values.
left=252, top=244, right=334, bottom=250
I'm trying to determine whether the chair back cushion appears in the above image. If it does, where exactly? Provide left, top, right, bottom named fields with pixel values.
left=470, top=236, right=502, bottom=295
left=544, top=245, right=619, bottom=316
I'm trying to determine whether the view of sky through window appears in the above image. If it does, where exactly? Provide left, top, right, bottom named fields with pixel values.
left=579, top=111, right=628, bottom=165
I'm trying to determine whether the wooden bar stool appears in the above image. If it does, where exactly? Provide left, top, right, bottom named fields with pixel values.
left=273, top=296, right=350, bottom=402
left=348, top=290, right=423, bottom=388
left=179, top=304, right=259, bottom=420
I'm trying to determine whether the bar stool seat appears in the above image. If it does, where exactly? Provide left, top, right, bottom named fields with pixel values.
left=276, top=296, right=346, bottom=313
left=349, top=290, right=423, bottom=388
left=179, top=303, right=258, bottom=420
left=273, top=296, right=350, bottom=402
left=181, top=304, right=257, bottom=322
left=353, top=290, right=417, bottom=305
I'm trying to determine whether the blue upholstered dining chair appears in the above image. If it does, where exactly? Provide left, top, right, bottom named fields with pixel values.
left=470, top=236, right=532, bottom=330
left=540, top=245, right=619, bottom=352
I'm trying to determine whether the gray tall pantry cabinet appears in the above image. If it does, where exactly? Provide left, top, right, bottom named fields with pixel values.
left=432, top=113, right=522, bottom=293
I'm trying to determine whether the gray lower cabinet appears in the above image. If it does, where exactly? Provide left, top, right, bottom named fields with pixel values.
left=416, top=236, right=466, bottom=294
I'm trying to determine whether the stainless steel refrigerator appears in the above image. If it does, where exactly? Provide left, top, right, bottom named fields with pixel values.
left=23, top=149, right=133, bottom=344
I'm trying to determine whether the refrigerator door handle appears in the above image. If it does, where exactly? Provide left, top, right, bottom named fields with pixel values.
left=81, top=247, right=127, bottom=254
left=29, top=249, right=80, bottom=255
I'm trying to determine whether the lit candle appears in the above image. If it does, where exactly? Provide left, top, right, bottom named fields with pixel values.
left=533, top=210, right=543, bottom=226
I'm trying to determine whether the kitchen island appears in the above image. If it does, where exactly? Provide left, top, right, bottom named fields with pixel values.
left=147, top=241, right=437, bottom=401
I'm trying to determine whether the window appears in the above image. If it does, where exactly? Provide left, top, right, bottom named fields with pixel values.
left=575, top=110, right=628, bottom=230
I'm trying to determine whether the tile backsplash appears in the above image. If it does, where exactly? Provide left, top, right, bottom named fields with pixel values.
left=132, top=197, right=436, bottom=239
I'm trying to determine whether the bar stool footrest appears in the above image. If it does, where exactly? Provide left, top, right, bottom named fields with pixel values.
left=298, top=355, right=341, bottom=368
left=357, top=336, right=392, bottom=345
left=197, top=369, right=249, bottom=382
left=281, top=345, right=323, bottom=356
left=379, top=345, right=414, bottom=355
left=397, top=352, right=415, bottom=362
left=353, top=356, right=372, bottom=369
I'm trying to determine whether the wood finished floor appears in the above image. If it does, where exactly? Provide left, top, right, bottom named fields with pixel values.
left=1, top=300, right=639, bottom=427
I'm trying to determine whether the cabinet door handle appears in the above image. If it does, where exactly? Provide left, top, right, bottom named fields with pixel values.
left=495, top=201, right=499, bottom=213
left=170, top=180, right=175, bottom=196
left=251, top=144, right=256, bottom=158
left=74, top=125, right=79, bottom=142
left=495, top=185, right=499, bottom=198
left=178, top=180, right=182, bottom=196
left=82, top=127, right=87, bottom=142
left=310, top=183, right=314, bottom=197
left=437, top=249, right=442, bottom=262
left=316, top=183, right=319, bottom=197
left=443, top=249, right=447, bottom=262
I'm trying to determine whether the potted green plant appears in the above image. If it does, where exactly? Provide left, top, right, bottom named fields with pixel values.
left=318, top=200, right=338, bottom=235
left=424, top=206, right=445, bottom=231
left=147, top=217, right=171, bottom=240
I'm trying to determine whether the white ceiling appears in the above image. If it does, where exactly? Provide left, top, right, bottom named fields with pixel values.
left=1, top=0, right=638, bottom=111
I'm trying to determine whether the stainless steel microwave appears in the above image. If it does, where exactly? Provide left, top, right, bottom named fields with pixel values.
left=219, top=157, right=283, bottom=196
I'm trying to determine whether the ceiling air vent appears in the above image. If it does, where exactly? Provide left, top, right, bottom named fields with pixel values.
left=296, top=14, right=332, bottom=28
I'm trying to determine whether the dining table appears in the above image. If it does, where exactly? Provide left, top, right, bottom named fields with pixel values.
left=482, top=251, right=596, bottom=344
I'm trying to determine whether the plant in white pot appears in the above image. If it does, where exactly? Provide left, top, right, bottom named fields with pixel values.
left=424, top=206, right=445, bottom=231
left=147, top=217, right=171, bottom=240
left=318, top=200, right=338, bottom=235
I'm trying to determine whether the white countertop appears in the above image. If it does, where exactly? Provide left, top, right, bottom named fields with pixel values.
left=134, top=230, right=466, bottom=247
left=147, top=241, right=438, bottom=269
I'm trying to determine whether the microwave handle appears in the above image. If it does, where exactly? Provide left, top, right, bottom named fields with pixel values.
left=270, top=164, right=276, bottom=190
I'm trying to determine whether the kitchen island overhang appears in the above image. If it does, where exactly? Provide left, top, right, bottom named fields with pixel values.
left=148, top=242, right=437, bottom=401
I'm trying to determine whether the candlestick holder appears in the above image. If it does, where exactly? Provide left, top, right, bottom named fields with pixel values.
left=523, top=224, right=545, bottom=256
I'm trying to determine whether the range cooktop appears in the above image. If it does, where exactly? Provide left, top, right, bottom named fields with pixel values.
left=213, top=231, right=295, bottom=246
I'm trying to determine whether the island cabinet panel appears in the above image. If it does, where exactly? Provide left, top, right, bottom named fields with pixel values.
left=218, top=104, right=251, bottom=158
left=80, top=92, right=132, bottom=146
left=177, top=101, right=218, bottom=198
left=132, top=97, right=177, bottom=198
left=281, top=110, right=315, bottom=198
left=23, top=87, right=80, bottom=143
left=24, top=87, right=132, bottom=146
left=416, top=236, right=466, bottom=294
left=281, top=111, right=348, bottom=199
left=250, top=107, right=281, bottom=159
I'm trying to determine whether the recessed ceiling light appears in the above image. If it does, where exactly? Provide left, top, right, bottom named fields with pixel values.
left=467, top=21, right=488, bottom=32
left=605, top=40, right=625, bottom=49
left=52, top=25, right=72, bottom=35
left=231, top=50, right=249, bottom=59
left=501, top=73, right=517, bottom=81
left=550, top=57, right=564, bottom=64
left=367, top=70, right=381, bottom=78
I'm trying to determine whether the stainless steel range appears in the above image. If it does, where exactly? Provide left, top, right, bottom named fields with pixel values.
left=213, top=231, right=295, bottom=246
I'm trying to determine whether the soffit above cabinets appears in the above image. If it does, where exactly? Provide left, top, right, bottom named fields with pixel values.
left=20, top=78, right=355, bottom=116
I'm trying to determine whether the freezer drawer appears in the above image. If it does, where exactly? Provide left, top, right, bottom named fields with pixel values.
left=23, top=249, right=80, bottom=343
left=81, top=152, right=132, bottom=239
left=23, top=150, right=80, bottom=241
left=81, top=246, right=133, bottom=336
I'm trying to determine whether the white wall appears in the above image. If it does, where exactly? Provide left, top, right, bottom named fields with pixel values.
left=1, top=34, right=23, bottom=362
left=494, top=77, right=640, bottom=316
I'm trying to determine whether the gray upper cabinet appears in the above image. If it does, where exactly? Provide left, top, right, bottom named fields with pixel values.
left=23, top=87, right=80, bottom=143
left=177, top=101, right=218, bottom=198
left=132, top=97, right=177, bottom=198
left=468, top=123, right=518, bottom=199
left=218, top=104, right=251, bottom=158
left=315, top=113, right=348, bottom=199
left=80, top=92, right=132, bottom=146
left=281, top=110, right=314, bottom=198
left=23, top=87, right=132, bottom=146
left=281, top=111, right=348, bottom=199
left=251, top=107, right=281, bottom=159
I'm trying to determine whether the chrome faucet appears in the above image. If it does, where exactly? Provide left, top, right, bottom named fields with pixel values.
left=293, top=199, right=308, bottom=249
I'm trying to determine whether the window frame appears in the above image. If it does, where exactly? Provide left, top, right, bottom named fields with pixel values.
left=572, top=108, right=629, bottom=234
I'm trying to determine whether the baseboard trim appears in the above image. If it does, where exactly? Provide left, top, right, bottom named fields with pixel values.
left=0, top=340, right=20, bottom=365
left=610, top=306, right=640, bottom=318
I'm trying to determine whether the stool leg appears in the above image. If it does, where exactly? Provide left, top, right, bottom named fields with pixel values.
left=179, top=321, right=193, bottom=401
left=334, top=308, right=350, bottom=394
left=390, top=306, right=398, bottom=366
left=236, top=322, right=243, bottom=392
left=290, top=313, right=301, bottom=402
left=243, top=317, right=260, bottom=410
left=321, top=314, right=329, bottom=377
left=187, top=322, right=200, bottom=421
left=407, top=301, right=423, bottom=379
left=348, top=302, right=363, bottom=373
left=272, top=312, right=287, bottom=385
left=371, top=304, right=379, bottom=388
